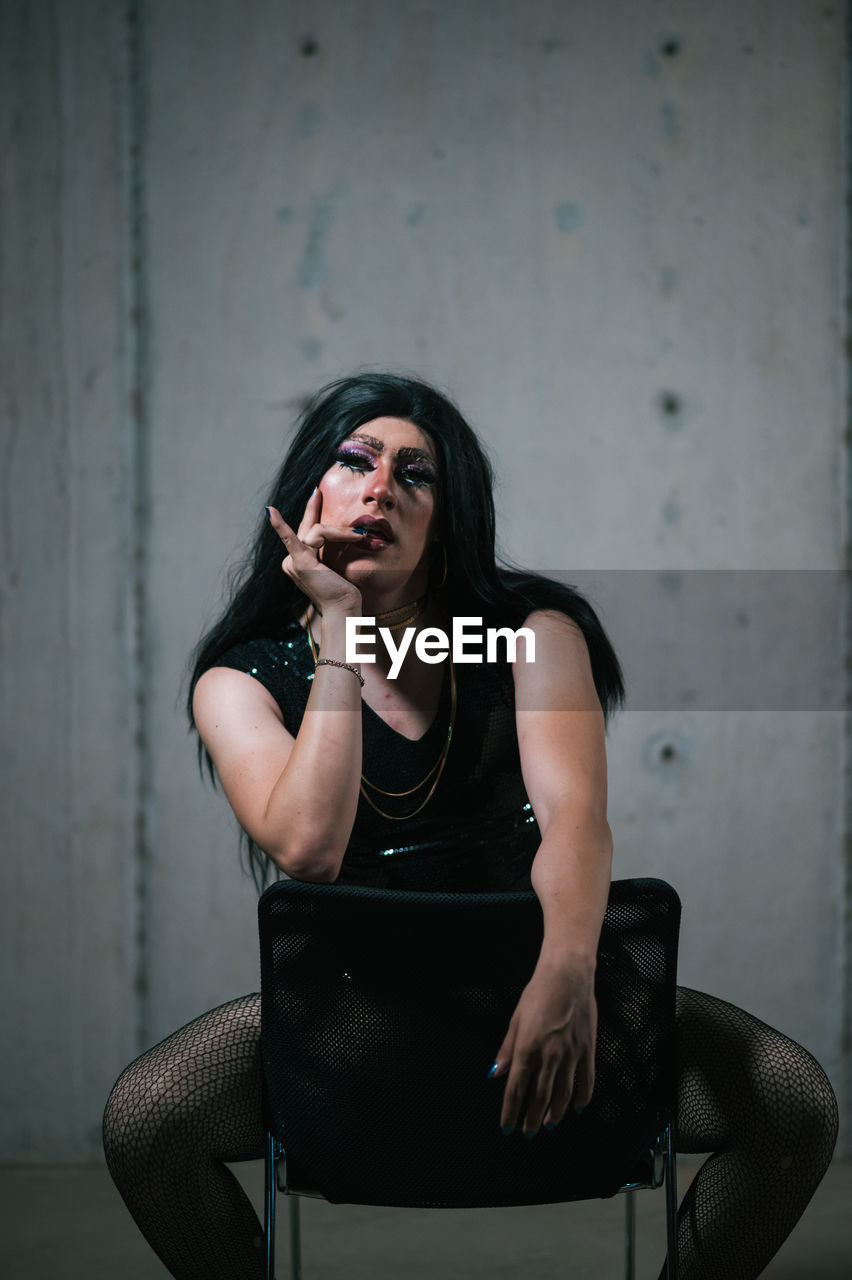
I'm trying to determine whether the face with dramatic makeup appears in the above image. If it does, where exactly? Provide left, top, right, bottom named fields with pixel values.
left=316, top=416, right=441, bottom=607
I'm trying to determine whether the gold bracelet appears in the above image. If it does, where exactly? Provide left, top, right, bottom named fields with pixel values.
left=314, top=657, right=365, bottom=688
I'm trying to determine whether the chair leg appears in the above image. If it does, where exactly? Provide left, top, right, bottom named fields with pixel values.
left=624, top=1188, right=636, bottom=1280
left=264, top=1132, right=277, bottom=1280
left=664, top=1125, right=679, bottom=1280
left=288, top=1194, right=302, bottom=1280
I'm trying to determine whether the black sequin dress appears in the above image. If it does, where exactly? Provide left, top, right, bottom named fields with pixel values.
left=217, top=617, right=540, bottom=891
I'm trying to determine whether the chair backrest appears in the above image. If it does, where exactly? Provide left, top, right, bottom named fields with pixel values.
left=258, top=877, right=680, bottom=1209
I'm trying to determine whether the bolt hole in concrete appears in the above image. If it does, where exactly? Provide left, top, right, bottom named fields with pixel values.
left=659, top=390, right=681, bottom=417
left=660, top=37, right=681, bottom=58
left=643, top=730, right=691, bottom=776
left=300, top=35, right=319, bottom=56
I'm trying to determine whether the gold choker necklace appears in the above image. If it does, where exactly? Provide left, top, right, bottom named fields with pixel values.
left=306, top=594, right=427, bottom=633
left=375, top=594, right=427, bottom=630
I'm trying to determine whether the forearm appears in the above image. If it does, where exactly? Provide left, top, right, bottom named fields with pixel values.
left=262, top=610, right=363, bottom=878
left=494, top=806, right=610, bottom=1130
left=529, top=806, right=613, bottom=971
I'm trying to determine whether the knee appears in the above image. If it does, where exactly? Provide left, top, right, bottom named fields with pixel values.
left=102, top=1051, right=191, bottom=1176
left=750, top=1039, right=839, bottom=1169
left=102, top=1061, right=138, bottom=1175
left=102, top=1056, right=161, bottom=1174
left=796, top=1055, right=839, bottom=1160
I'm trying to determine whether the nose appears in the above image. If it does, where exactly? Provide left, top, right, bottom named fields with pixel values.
left=361, top=459, right=395, bottom=509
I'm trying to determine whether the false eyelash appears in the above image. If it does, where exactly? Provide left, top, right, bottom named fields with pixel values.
left=334, top=448, right=437, bottom=488
left=399, top=468, right=438, bottom=488
left=335, top=448, right=373, bottom=469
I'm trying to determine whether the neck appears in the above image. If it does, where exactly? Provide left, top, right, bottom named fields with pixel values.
left=357, top=569, right=431, bottom=618
left=374, top=593, right=427, bottom=630
left=305, top=596, right=446, bottom=674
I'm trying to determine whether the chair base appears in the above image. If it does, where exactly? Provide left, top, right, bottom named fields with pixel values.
left=265, top=1127, right=679, bottom=1280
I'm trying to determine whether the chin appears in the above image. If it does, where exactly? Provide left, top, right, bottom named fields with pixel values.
left=327, top=547, right=426, bottom=597
left=351, top=564, right=424, bottom=599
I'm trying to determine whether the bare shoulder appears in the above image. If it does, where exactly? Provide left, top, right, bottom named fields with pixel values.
left=520, top=608, right=587, bottom=647
left=193, top=665, right=283, bottom=725
left=192, top=666, right=289, bottom=764
left=513, top=609, right=599, bottom=712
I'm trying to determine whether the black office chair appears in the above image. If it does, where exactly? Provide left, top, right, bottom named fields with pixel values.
left=258, top=877, right=681, bottom=1280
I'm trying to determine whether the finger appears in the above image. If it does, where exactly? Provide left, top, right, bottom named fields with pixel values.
left=499, top=1057, right=533, bottom=1135
left=301, top=524, right=368, bottom=551
left=266, top=506, right=296, bottom=550
left=542, top=1060, right=577, bottom=1129
left=519, top=1053, right=562, bottom=1137
left=572, top=1049, right=595, bottom=1110
left=296, top=488, right=323, bottom=541
left=489, top=1019, right=517, bottom=1083
left=268, top=504, right=332, bottom=565
left=267, top=507, right=322, bottom=579
left=493, top=1018, right=521, bottom=1132
left=572, top=999, right=597, bottom=1111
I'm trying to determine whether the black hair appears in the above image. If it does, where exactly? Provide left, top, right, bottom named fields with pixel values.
left=187, top=371, right=624, bottom=882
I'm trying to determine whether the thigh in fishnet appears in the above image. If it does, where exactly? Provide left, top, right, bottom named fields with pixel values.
left=103, top=993, right=266, bottom=1280
left=666, top=986, right=838, bottom=1280
left=101, top=985, right=838, bottom=1280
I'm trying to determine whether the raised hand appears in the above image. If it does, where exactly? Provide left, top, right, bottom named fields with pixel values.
left=266, top=489, right=366, bottom=617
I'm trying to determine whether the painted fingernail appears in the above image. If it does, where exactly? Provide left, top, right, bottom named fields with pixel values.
left=544, top=1121, right=557, bottom=1131
left=524, top=1130, right=537, bottom=1141
left=501, top=1124, right=513, bottom=1136
left=487, top=1062, right=499, bottom=1079
left=575, top=1105, right=586, bottom=1114
left=265, top=506, right=271, bottom=520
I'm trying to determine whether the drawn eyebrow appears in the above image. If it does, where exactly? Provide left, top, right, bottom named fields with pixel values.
left=346, top=433, right=437, bottom=466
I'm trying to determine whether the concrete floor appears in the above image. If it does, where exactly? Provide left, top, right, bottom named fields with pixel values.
left=2, top=1157, right=850, bottom=1279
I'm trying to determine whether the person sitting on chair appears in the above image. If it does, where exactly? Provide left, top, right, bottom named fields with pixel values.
left=103, top=371, right=837, bottom=1280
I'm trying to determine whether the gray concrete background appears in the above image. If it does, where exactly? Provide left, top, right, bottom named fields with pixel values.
left=5, top=1158, right=852, bottom=1278
left=1, top=0, right=849, bottom=1162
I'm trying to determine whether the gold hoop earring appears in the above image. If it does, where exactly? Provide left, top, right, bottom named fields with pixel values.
left=432, top=540, right=448, bottom=590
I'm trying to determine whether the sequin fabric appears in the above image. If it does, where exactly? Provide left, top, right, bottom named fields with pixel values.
left=216, top=619, right=540, bottom=891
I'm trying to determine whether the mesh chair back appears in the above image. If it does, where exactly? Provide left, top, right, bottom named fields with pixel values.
left=259, top=878, right=680, bottom=1208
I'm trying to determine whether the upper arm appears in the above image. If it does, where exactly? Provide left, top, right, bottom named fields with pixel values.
left=512, top=610, right=609, bottom=834
left=192, top=665, right=296, bottom=848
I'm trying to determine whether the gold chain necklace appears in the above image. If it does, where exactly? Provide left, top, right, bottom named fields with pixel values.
left=304, top=602, right=455, bottom=820
left=359, top=661, right=456, bottom=819
left=372, top=593, right=428, bottom=630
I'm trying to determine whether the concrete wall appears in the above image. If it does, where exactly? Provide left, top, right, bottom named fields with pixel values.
left=1, top=0, right=848, bottom=1161
left=1, top=1, right=140, bottom=1161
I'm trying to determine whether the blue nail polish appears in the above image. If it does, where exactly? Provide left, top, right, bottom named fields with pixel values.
left=544, top=1121, right=557, bottom=1131
left=501, top=1124, right=513, bottom=1136
left=524, top=1130, right=537, bottom=1141
left=575, top=1105, right=586, bottom=1115
left=487, top=1063, right=498, bottom=1079
left=265, top=506, right=271, bottom=520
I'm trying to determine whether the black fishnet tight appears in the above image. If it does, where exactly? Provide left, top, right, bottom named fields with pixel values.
left=666, top=987, right=837, bottom=1280
left=103, top=987, right=837, bottom=1280
left=103, top=995, right=267, bottom=1280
